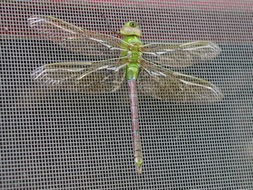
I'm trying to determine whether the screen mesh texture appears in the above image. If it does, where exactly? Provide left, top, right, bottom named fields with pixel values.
left=1, top=0, right=253, bottom=189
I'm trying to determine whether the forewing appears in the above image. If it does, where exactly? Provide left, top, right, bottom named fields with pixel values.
left=28, top=15, right=127, bottom=59
left=32, top=58, right=127, bottom=93
left=141, top=41, right=221, bottom=67
left=138, top=61, right=223, bottom=102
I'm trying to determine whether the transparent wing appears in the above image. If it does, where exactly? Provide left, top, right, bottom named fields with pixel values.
left=138, top=61, right=223, bottom=102
left=141, top=41, right=221, bottom=67
left=28, top=15, right=127, bottom=59
left=32, top=58, right=127, bottom=93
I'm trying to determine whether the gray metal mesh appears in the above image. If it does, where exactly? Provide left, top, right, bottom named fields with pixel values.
left=1, top=0, right=253, bottom=189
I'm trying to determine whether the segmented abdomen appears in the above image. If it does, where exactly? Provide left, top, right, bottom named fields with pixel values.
left=127, top=79, right=143, bottom=174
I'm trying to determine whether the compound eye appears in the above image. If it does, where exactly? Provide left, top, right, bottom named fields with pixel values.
left=129, top=21, right=137, bottom=27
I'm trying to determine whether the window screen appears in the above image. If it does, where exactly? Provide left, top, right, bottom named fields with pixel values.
left=1, top=0, right=253, bottom=189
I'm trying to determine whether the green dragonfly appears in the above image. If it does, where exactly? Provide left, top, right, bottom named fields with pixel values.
left=28, top=16, right=223, bottom=174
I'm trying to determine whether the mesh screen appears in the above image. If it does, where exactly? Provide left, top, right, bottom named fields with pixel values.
left=1, top=0, right=253, bottom=189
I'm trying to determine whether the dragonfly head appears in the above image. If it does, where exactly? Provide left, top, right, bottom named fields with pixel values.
left=120, top=21, right=141, bottom=37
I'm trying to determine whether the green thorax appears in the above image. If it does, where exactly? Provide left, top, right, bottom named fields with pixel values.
left=121, top=35, right=143, bottom=80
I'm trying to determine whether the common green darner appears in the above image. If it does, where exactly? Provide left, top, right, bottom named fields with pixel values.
left=28, top=16, right=223, bottom=174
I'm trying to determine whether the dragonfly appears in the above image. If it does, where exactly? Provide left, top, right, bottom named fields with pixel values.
left=28, top=15, right=223, bottom=174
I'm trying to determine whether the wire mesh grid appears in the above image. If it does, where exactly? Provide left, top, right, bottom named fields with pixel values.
left=1, top=0, right=253, bottom=189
